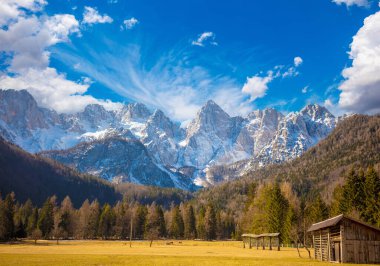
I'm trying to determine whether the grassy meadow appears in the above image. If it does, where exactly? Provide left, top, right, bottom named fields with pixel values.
left=0, top=240, right=377, bottom=266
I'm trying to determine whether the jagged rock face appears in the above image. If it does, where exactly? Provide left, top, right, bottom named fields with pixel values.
left=41, top=138, right=177, bottom=188
left=0, top=89, right=341, bottom=189
left=142, top=110, right=184, bottom=166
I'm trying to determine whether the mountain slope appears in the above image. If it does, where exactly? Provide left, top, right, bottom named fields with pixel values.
left=41, top=137, right=195, bottom=190
left=195, top=114, right=380, bottom=210
left=0, top=137, right=120, bottom=207
left=0, top=89, right=339, bottom=188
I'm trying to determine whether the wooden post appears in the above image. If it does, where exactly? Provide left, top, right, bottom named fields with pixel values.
left=262, top=237, right=265, bottom=250
left=313, top=234, right=316, bottom=259
left=243, top=237, right=246, bottom=248
left=277, top=237, right=280, bottom=251
left=249, top=237, right=252, bottom=249
left=256, top=238, right=259, bottom=250
left=340, top=225, right=344, bottom=263
left=320, top=230, right=323, bottom=261
left=269, top=237, right=272, bottom=250
left=327, top=231, right=331, bottom=262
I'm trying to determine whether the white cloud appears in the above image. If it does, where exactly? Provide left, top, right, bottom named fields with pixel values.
left=302, top=86, right=309, bottom=93
left=0, top=0, right=46, bottom=26
left=82, top=6, right=113, bottom=25
left=282, top=67, right=299, bottom=78
left=0, top=0, right=118, bottom=114
left=294, top=56, right=303, bottom=67
left=123, top=17, right=139, bottom=30
left=338, top=11, right=380, bottom=114
left=332, top=0, right=371, bottom=7
left=192, top=32, right=218, bottom=47
left=242, top=72, right=273, bottom=102
left=0, top=14, right=79, bottom=72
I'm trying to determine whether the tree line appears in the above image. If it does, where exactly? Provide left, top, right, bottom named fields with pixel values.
left=1, top=167, right=379, bottom=244
left=0, top=193, right=235, bottom=242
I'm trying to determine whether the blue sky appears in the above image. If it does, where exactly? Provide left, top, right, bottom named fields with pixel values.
left=1, top=0, right=380, bottom=122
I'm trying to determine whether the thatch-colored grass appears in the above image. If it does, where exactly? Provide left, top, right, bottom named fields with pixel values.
left=0, top=240, right=376, bottom=266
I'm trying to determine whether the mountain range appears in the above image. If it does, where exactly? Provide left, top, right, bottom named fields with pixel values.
left=0, top=89, right=340, bottom=189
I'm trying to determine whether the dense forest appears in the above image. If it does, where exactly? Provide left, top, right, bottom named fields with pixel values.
left=0, top=167, right=379, bottom=243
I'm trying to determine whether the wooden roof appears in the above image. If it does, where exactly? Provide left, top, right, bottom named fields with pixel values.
left=242, top=233, right=280, bottom=238
left=307, top=214, right=380, bottom=232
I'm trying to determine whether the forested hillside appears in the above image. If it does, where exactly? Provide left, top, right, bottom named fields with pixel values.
left=196, top=115, right=380, bottom=210
left=0, top=137, right=119, bottom=207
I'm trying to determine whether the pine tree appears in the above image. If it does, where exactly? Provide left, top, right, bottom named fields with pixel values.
left=99, top=204, right=114, bottom=239
left=38, top=197, right=55, bottom=239
left=0, top=193, right=15, bottom=240
left=204, top=205, right=216, bottom=241
left=307, top=194, right=328, bottom=224
left=87, top=200, right=100, bottom=239
left=27, top=207, right=39, bottom=237
left=134, top=204, right=147, bottom=239
left=169, top=205, right=184, bottom=239
left=196, top=205, right=206, bottom=240
left=184, top=205, right=196, bottom=239
left=265, top=184, right=289, bottom=243
left=363, top=167, right=380, bottom=225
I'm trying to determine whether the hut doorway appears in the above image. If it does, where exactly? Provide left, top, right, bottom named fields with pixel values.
left=331, top=241, right=341, bottom=262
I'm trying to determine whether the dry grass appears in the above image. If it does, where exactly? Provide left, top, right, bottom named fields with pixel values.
left=0, top=240, right=375, bottom=266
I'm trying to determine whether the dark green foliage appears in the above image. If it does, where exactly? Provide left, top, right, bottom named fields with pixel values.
left=204, top=205, right=216, bottom=240
left=134, top=204, right=147, bottom=239
left=0, top=137, right=119, bottom=207
left=184, top=205, right=196, bottom=239
left=0, top=193, right=15, bottom=240
left=27, top=207, right=38, bottom=237
left=307, top=194, right=329, bottom=224
left=99, top=204, right=115, bottom=239
left=86, top=200, right=100, bottom=239
left=37, top=198, right=54, bottom=238
left=169, top=205, right=184, bottom=239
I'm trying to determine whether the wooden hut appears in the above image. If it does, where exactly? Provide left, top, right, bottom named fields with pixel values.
left=307, top=214, right=380, bottom=264
left=242, top=233, right=280, bottom=250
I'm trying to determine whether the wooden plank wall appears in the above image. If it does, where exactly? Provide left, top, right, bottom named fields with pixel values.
left=313, top=229, right=330, bottom=261
left=343, top=219, right=380, bottom=264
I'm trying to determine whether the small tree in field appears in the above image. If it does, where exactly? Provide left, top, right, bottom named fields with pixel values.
left=31, top=228, right=42, bottom=245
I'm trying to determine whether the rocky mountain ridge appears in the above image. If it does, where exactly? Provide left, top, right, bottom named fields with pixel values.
left=0, top=89, right=340, bottom=188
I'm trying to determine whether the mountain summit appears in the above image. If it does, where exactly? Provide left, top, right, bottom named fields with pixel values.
left=0, top=89, right=340, bottom=188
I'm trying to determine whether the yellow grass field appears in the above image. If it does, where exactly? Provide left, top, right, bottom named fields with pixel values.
left=0, top=240, right=376, bottom=266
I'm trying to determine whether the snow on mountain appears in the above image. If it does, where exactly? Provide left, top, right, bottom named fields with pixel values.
left=0, top=89, right=340, bottom=189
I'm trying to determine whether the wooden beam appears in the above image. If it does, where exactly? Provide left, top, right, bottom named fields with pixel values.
left=269, top=237, right=272, bottom=250
left=327, top=231, right=331, bottom=262
left=249, top=237, right=252, bottom=249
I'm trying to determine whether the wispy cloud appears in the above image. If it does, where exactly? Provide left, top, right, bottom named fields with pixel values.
left=54, top=41, right=252, bottom=122
left=332, top=0, right=371, bottom=7
left=192, top=32, right=218, bottom=47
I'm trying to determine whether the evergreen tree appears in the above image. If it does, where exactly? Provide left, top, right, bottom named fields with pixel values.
left=363, top=167, right=380, bottom=225
left=86, top=200, right=100, bottom=239
left=307, top=194, right=328, bottom=224
left=196, top=205, right=206, bottom=240
left=0, top=193, right=15, bottom=240
left=204, top=205, right=216, bottom=241
left=169, top=205, right=184, bottom=239
left=38, top=197, right=55, bottom=239
left=27, top=207, right=39, bottom=237
left=99, top=204, right=115, bottom=239
left=184, top=205, right=196, bottom=239
left=265, top=184, right=289, bottom=243
left=134, top=204, right=147, bottom=239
